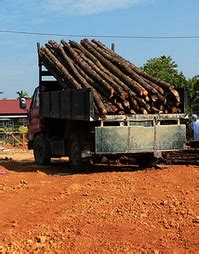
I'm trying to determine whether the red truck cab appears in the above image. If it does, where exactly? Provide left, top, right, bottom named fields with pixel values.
left=28, top=87, right=43, bottom=144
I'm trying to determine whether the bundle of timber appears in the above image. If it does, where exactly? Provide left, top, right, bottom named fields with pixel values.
left=163, top=149, right=199, bottom=165
left=39, top=39, right=182, bottom=117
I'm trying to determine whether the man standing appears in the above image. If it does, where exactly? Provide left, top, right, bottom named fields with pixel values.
left=192, top=114, right=199, bottom=140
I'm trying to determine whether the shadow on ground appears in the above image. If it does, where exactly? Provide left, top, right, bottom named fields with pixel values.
left=0, top=157, right=159, bottom=176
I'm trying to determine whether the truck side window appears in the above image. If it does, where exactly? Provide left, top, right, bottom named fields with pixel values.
left=33, top=88, right=39, bottom=107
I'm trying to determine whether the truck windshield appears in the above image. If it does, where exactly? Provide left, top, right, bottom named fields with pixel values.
left=32, top=87, right=39, bottom=108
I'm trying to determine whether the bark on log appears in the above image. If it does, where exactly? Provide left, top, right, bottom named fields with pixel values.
left=61, top=40, right=115, bottom=99
left=41, top=47, right=82, bottom=90
left=73, top=62, right=107, bottom=99
left=51, top=41, right=107, bottom=116
left=81, top=39, right=148, bottom=97
left=39, top=38, right=182, bottom=116
left=40, top=52, right=70, bottom=89
left=92, top=39, right=164, bottom=95
left=91, top=42, right=158, bottom=96
left=41, top=44, right=106, bottom=116
left=92, top=39, right=180, bottom=102
left=74, top=48, right=128, bottom=100
left=70, top=40, right=136, bottom=99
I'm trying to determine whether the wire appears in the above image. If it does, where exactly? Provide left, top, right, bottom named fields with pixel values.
left=0, top=29, right=199, bottom=39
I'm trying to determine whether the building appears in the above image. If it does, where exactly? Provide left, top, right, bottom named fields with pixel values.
left=0, top=99, right=31, bottom=131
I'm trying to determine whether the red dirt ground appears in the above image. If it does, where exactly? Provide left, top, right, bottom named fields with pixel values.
left=0, top=147, right=198, bottom=253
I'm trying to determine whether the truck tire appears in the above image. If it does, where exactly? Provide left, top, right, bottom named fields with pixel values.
left=68, top=134, right=82, bottom=171
left=33, top=134, right=51, bottom=165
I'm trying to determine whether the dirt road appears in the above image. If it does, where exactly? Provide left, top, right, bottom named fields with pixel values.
left=0, top=148, right=199, bottom=253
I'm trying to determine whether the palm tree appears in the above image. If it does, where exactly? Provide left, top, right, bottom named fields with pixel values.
left=16, top=90, right=29, bottom=99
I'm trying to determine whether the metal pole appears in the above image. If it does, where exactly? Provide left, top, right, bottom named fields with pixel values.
left=111, top=43, right=115, bottom=52
left=22, top=133, right=26, bottom=150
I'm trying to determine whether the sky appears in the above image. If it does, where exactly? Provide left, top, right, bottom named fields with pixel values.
left=0, top=0, right=199, bottom=98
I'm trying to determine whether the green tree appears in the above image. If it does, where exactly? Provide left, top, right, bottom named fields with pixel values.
left=16, top=90, right=29, bottom=99
left=141, top=56, right=199, bottom=108
left=186, top=75, right=199, bottom=100
left=141, top=55, right=187, bottom=88
left=141, top=55, right=199, bottom=114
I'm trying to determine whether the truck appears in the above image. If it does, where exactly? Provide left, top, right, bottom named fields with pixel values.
left=21, top=43, right=187, bottom=170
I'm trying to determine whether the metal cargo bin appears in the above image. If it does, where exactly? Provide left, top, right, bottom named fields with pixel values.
left=154, top=124, right=186, bottom=150
left=95, top=124, right=186, bottom=154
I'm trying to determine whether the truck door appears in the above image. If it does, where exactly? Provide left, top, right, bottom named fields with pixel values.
left=28, top=87, right=42, bottom=140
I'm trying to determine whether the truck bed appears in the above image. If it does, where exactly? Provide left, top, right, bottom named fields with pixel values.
left=39, top=89, right=187, bottom=153
left=40, top=89, right=186, bottom=122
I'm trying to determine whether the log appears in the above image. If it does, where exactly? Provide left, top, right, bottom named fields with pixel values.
left=104, top=102, right=118, bottom=114
left=129, top=109, right=136, bottom=114
left=61, top=40, right=115, bottom=99
left=71, top=39, right=153, bottom=113
left=48, top=40, right=87, bottom=82
left=41, top=47, right=82, bottom=90
left=92, top=39, right=180, bottom=102
left=39, top=38, right=182, bottom=116
left=81, top=39, right=148, bottom=97
left=73, top=62, right=107, bottom=99
left=151, top=95, right=159, bottom=103
left=53, top=41, right=107, bottom=116
left=140, top=107, right=148, bottom=114
left=40, top=51, right=71, bottom=89
left=70, top=40, right=136, bottom=99
left=73, top=48, right=128, bottom=100
left=131, top=65, right=181, bottom=102
left=93, top=95, right=107, bottom=116
left=41, top=43, right=106, bottom=117
left=70, top=40, right=104, bottom=69
left=92, top=40, right=180, bottom=108
left=142, top=77, right=164, bottom=95
left=91, top=42, right=159, bottom=96
left=92, top=39, right=164, bottom=95
left=92, top=40, right=167, bottom=108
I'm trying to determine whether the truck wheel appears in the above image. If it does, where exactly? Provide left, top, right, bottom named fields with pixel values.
left=33, top=134, right=51, bottom=165
left=68, top=134, right=82, bottom=171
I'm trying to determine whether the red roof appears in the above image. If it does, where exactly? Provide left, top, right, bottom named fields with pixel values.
left=0, top=99, right=31, bottom=115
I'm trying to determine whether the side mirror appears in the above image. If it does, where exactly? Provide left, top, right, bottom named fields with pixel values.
left=19, top=97, right=27, bottom=109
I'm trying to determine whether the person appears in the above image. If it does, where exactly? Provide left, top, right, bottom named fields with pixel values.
left=192, top=114, right=199, bottom=140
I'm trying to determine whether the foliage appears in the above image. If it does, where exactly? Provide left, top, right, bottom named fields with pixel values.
left=185, top=75, right=199, bottom=100
left=19, top=126, right=28, bottom=133
left=16, top=90, right=29, bottom=99
left=141, top=56, right=187, bottom=88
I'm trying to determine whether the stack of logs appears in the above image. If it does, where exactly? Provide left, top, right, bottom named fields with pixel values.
left=39, top=39, right=182, bottom=117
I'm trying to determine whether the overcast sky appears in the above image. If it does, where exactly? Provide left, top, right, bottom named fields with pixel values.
left=0, top=0, right=199, bottom=98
